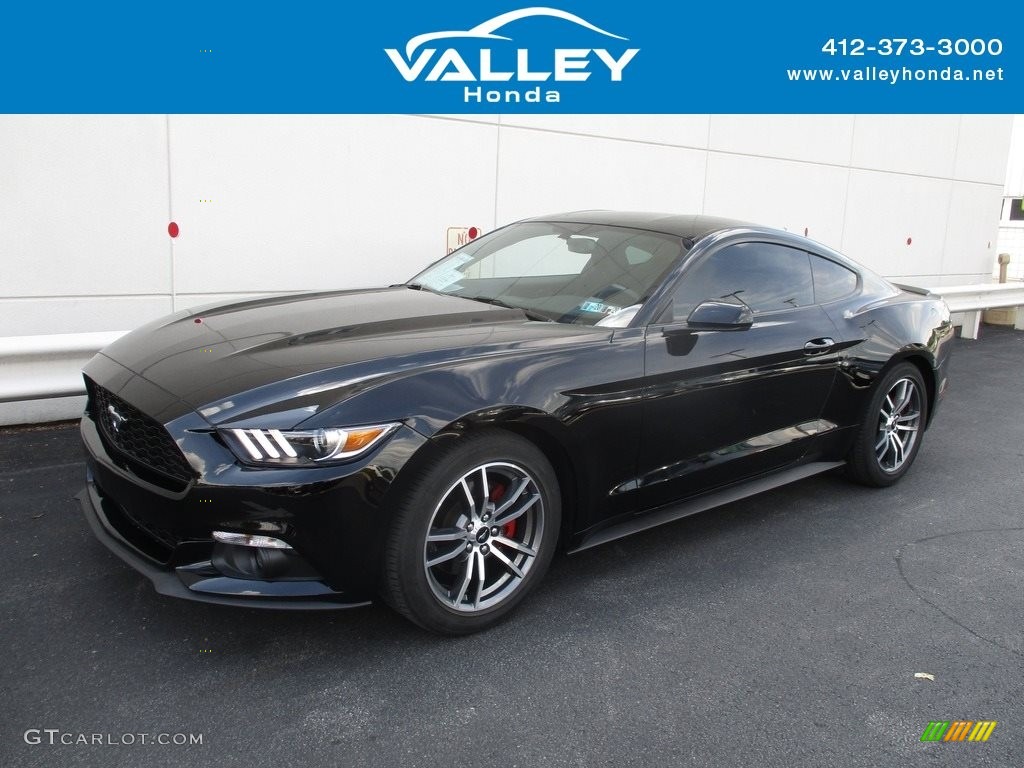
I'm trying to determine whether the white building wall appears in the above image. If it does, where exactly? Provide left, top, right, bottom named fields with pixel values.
left=0, top=114, right=1014, bottom=425
left=996, top=115, right=1024, bottom=281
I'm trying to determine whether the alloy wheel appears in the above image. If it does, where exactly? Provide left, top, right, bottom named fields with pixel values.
left=875, top=376, right=922, bottom=473
left=423, top=462, right=544, bottom=613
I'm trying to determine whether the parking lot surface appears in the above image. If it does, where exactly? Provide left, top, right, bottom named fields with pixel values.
left=2, top=328, right=1022, bottom=767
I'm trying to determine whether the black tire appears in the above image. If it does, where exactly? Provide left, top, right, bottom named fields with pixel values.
left=381, top=430, right=561, bottom=635
left=846, top=361, right=929, bottom=487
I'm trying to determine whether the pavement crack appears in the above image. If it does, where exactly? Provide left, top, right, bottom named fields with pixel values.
left=895, top=527, right=1024, bottom=660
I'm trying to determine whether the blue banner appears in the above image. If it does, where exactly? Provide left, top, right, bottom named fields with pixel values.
left=0, top=0, right=1019, bottom=112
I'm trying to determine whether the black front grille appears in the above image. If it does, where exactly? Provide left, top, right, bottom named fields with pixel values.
left=88, top=380, right=195, bottom=488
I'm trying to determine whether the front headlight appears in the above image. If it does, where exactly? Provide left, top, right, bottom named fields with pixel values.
left=220, top=423, right=400, bottom=466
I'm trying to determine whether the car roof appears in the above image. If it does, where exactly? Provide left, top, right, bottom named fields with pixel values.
left=520, top=210, right=755, bottom=241
left=516, top=210, right=876, bottom=279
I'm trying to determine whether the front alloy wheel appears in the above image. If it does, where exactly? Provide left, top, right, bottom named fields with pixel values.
left=382, top=431, right=560, bottom=634
left=423, top=462, right=544, bottom=612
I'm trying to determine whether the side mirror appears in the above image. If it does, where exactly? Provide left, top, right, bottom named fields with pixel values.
left=685, top=300, right=753, bottom=330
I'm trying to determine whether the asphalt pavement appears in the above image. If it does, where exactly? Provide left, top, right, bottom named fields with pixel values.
left=2, top=327, right=1022, bottom=768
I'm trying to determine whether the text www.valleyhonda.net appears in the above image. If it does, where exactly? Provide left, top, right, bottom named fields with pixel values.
left=787, top=65, right=1005, bottom=85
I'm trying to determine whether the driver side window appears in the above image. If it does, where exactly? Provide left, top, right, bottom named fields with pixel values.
left=673, top=242, right=814, bottom=321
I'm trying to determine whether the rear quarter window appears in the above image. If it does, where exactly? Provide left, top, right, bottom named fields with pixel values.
left=811, top=255, right=858, bottom=303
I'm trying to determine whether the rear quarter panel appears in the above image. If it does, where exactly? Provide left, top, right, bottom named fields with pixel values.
left=821, top=291, right=953, bottom=441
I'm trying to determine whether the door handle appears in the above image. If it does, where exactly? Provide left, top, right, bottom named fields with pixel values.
left=803, top=337, right=835, bottom=354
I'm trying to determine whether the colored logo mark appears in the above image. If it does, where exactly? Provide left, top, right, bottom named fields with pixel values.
left=920, top=720, right=997, bottom=742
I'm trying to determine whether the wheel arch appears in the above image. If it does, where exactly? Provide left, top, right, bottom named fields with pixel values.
left=885, top=349, right=938, bottom=428
left=431, top=407, right=583, bottom=550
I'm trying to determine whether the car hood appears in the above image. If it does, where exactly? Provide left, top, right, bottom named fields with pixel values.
left=96, top=286, right=601, bottom=426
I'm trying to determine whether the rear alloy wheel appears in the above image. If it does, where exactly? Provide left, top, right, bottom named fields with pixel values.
left=874, top=376, right=923, bottom=473
left=382, top=432, right=560, bottom=634
left=847, top=362, right=928, bottom=487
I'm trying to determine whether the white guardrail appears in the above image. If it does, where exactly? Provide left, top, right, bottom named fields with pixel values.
left=910, top=282, right=1024, bottom=340
left=0, top=331, right=127, bottom=404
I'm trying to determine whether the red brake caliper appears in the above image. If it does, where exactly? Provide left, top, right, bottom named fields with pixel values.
left=489, top=483, right=517, bottom=538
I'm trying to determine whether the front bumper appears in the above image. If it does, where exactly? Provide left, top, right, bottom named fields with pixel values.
left=77, top=477, right=368, bottom=610
left=78, top=407, right=428, bottom=610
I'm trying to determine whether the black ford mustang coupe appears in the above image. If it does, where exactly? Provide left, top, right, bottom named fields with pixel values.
left=79, top=212, right=953, bottom=634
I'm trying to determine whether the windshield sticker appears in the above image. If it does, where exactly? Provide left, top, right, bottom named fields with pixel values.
left=422, top=254, right=475, bottom=289
left=426, top=270, right=463, bottom=289
left=579, top=300, right=621, bottom=315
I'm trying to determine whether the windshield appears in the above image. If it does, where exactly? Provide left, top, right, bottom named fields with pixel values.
left=410, top=221, right=686, bottom=325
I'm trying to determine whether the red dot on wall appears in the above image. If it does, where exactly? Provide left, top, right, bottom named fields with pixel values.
left=168, top=222, right=180, bottom=238
left=906, top=236, right=912, bottom=246
left=468, top=227, right=479, bottom=239
left=194, top=318, right=203, bottom=324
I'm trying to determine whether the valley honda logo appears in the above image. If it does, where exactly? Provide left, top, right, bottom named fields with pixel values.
left=384, top=6, right=640, bottom=104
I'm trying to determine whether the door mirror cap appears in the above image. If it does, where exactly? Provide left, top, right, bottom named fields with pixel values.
left=685, top=300, right=753, bottom=330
